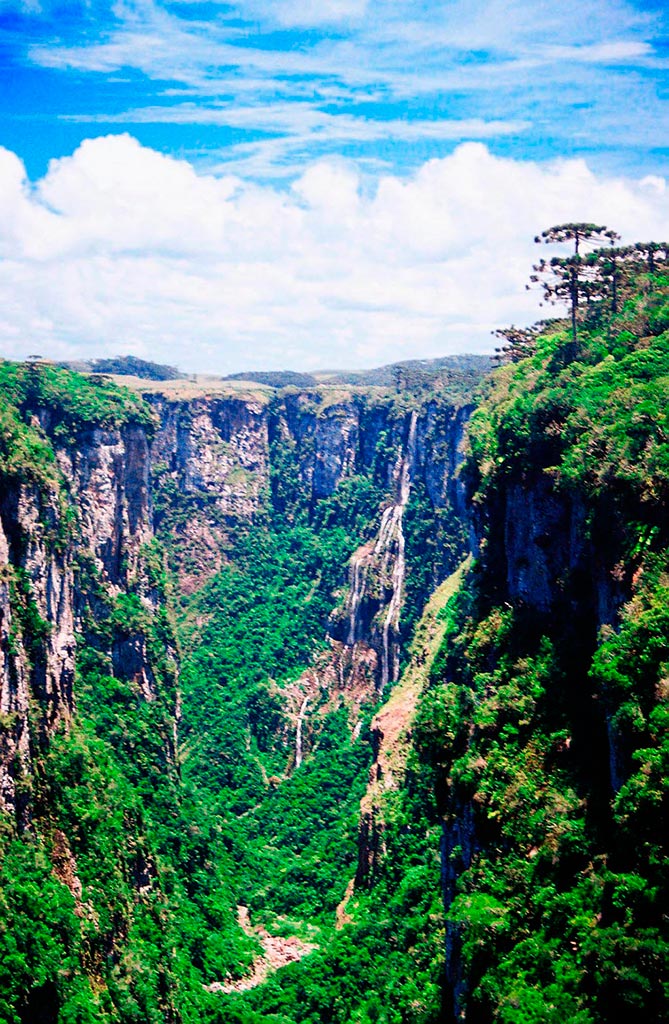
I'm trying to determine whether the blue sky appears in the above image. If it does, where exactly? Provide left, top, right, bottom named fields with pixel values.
left=0, top=0, right=668, bottom=372
left=3, top=0, right=669, bottom=180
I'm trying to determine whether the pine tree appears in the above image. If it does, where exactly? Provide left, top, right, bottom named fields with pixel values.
left=529, top=223, right=620, bottom=354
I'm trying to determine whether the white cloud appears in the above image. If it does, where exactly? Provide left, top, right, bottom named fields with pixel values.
left=238, top=0, right=370, bottom=28
left=26, top=0, right=662, bottom=88
left=1, top=135, right=668, bottom=373
left=540, top=40, right=655, bottom=64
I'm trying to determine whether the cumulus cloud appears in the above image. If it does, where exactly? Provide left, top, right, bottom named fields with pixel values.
left=1, top=134, right=668, bottom=373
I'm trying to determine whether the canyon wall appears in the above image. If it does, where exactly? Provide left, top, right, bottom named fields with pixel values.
left=0, top=379, right=473, bottom=822
left=147, top=388, right=473, bottom=692
left=0, top=418, right=159, bottom=820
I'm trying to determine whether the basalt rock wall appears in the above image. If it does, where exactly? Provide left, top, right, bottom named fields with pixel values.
left=0, top=418, right=157, bottom=820
left=147, top=390, right=473, bottom=687
left=0, top=383, right=473, bottom=820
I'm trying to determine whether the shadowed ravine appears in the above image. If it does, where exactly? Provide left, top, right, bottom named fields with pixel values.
left=0, top=267, right=668, bottom=1024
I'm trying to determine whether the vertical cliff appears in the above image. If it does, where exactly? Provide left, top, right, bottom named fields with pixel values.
left=0, top=365, right=202, bottom=1023
left=0, top=369, right=164, bottom=822
left=415, top=283, right=669, bottom=1023
left=0, top=472, right=74, bottom=818
left=144, top=384, right=473, bottom=699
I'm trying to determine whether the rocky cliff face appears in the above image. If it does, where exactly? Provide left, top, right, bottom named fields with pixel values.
left=148, top=388, right=470, bottom=534
left=485, top=474, right=629, bottom=632
left=0, top=415, right=161, bottom=820
left=148, top=394, right=270, bottom=519
left=438, top=461, right=629, bottom=1022
left=147, top=389, right=472, bottom=692
left=147, top=393, right=270, bottom=591
left=0, top=477, right=73, bottom=817
left=431, top=302, right=669, bottom=1023
left=0, top=380, right=474, bottom=824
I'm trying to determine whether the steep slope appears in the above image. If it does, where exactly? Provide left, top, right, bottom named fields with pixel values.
left=4, top=257, right=666, bottom=1024
left=153, top=384, right=476, bottom=963
left=237, top=262, right=669, bottom=1024
left=0, top=362, right=226, bottom=1024
left=227, top=564, right=469, bottom=1024
left=355, top=561, right=469, bottom=889
left=414, top=271, right=669, bottom=1022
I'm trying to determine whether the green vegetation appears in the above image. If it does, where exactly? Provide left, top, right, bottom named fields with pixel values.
left=225, top=370, right=318, bottom=388
left=1, top=250, right=667, bottom=1023
left=0, top=361, right=468, bottom=1022
left=0, top=396, right=60, bottom=491
left=323, top=354, right=492, bottom=394
left=0, top=370, right=254, bottom=1022
left=416, top=262, right=669, bottom=1022
left=0, top=361, right=156, bottom=447
left=232, top=772, right=447, bottom=1024
left=225, top=355, right=491, bottom=400
left=177, top=514, right=377, bottom=920
left=60, top=355, right=186, bottom=381
left=172, top=431, right=403, bottom=922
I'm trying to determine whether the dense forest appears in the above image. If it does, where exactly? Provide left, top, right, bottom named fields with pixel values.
left=0, top=235, right=666, bottom=1023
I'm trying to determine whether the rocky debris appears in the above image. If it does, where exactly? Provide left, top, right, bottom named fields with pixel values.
left=206, top=906, right=317, bottom=994
left=172, top=517, right=224, bottom=595
left=51, top=829, right=83, bottom=905
left=335, top=878, right=356, bottom=931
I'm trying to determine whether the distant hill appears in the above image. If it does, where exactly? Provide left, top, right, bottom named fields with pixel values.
left=226, top=354, right=494, bottom=395
left=224, top=370, right=318, bottom=388
left=58, top=355, right=186, bottom=381
left=319, top=353, right=494, bottom=387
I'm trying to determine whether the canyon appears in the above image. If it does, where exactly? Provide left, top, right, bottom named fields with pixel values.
left=0, top=379, right=473, bottom=823
left=0, top=278, right=667, bottom=1024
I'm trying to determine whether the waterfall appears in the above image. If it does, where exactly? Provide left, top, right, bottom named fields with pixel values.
left=379, top=518, right=405, bottom=690
left=347, top=555, right=369, bottom=645
left=341, top=409, right=418, bottom=691
left=295, top=696, right=309, bottom=769
left=399, top=407, right=417, bottom=505
left=378, top=410, right=417, bottom=690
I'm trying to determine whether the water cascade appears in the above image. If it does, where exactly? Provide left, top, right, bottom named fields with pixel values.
left=295, top=696, right=309, bottom=769
left=378, top=410, right=417, bottom=689
left=347, top=556, right=369, bottom=645
left=342, top=410, right=418, bottom=690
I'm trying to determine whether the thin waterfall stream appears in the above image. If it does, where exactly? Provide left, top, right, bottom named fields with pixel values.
left=379, top=409, right=417, bottom=690
left=343, top=409, right=418, bottom=691
left=295, top=696, right=309, bottom=769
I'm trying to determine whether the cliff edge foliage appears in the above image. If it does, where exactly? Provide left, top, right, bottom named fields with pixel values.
left=414, top=259, right=669, bottom=1022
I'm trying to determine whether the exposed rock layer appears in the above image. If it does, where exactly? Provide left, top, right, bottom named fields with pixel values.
left=0, top=385, right=472, bottom=821
left=0, top=420, right=156, bottom=819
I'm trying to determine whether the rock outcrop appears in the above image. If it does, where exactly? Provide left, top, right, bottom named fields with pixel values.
left=0, top=380, right=474, bottom=821
left=146, top=388, right=473, bottom=688
left=0, top=417, right=163, bottom=820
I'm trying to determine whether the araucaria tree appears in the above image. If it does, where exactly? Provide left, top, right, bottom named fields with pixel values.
left=530, top=223, right=620, bottom=351
left=492, top=324, right=541, bottom=364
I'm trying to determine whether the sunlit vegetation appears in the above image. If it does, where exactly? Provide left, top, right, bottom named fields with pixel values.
left=0, top=250, right=667, bottom=1022
left=416, top=261, right=669, bottom=1022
